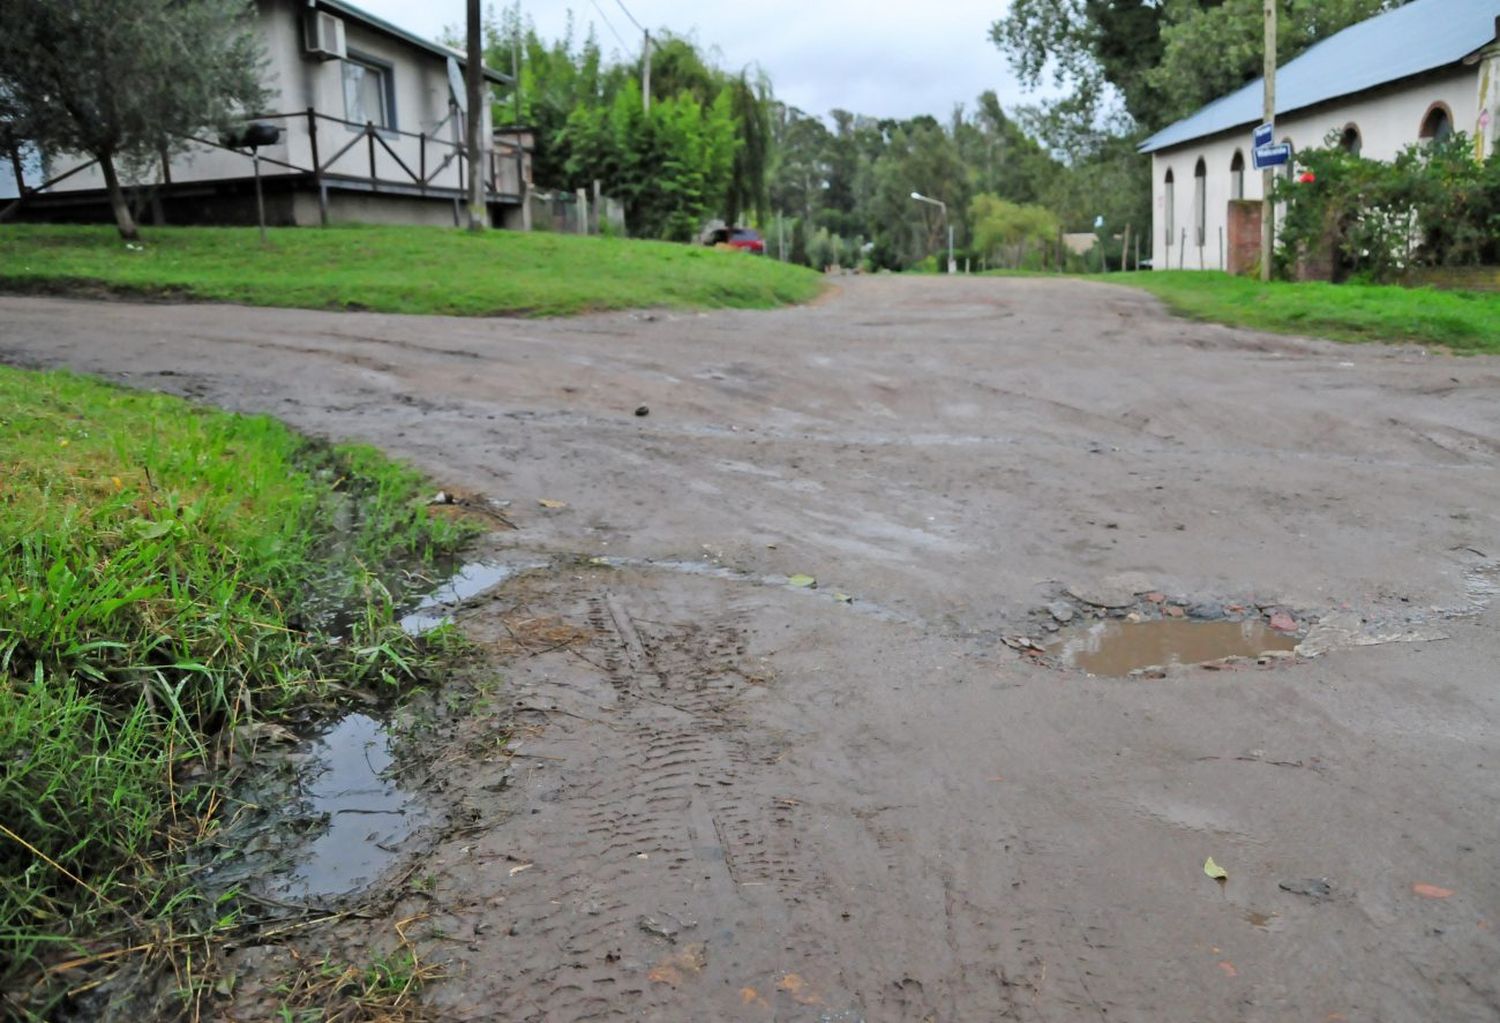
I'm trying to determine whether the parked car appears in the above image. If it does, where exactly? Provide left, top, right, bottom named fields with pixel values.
left=703, top=226, right=766, bottom=255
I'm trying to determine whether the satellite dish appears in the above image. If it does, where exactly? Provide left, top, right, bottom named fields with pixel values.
left=447, top=55, right=467, bottom=114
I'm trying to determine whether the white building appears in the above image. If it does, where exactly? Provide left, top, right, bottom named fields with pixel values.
left=1, top=0, right=533, bottom=228
left=1141, top=0, right=1500, bottom=272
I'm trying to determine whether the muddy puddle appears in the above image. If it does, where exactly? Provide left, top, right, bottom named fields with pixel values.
left=1046, top=619, right=1297, bottom=676
left=400, top=560, right=530, bottom=634
left=202, top=714, right=432, bottom=905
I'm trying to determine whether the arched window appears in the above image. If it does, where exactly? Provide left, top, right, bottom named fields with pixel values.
left=1164, top=168, right=1175, bottom=239
left=1280, top=137, right=1296, bottom=181
left=1230, top=151, right=1245, bottom=199
left=1193, top=158, right=1207, bottom=246
left=1340, top=124, right=1362, bottom=156
left=1420, top=103, right=1453, bottom=141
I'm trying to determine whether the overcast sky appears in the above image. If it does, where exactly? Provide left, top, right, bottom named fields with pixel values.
left=353, top=1, right=1042, bottom=121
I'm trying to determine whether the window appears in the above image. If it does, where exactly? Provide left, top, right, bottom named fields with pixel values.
left=1340, top=124, right=1362, bottom=156
left=1164, top=169, right=1175, bottom=239
left=1193, top=158, right=1206, bottom=246
left=1420, top=103, right=1452, bottom=141
left=342, top=55, right=394, bottom=130
left=1280, top=137, right=1295, bottom=181
left=1230, top=151, right=1245, bottom=200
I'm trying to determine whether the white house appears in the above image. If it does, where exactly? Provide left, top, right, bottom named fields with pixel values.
left=1, top=0, right=534, bottom=228
left=1140, top=0, right=1500, bottom=272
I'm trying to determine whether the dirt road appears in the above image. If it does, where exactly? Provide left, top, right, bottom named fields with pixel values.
left=4, top=277, right=1499, bottom=1021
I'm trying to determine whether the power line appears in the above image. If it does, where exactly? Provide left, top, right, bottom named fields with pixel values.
left=611, top=0, right=645, bottom=35
left=587, top=0, right=631, bottom=54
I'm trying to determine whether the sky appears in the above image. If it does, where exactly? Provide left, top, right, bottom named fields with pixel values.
left=352, top=0, right=1043, bottom=122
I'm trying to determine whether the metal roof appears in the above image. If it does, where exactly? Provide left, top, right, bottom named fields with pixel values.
left=313, top=0, right=512, bottom=84
left=1140, top=0, right=1500, bottom=153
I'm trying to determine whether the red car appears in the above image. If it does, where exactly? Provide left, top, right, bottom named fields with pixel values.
left=705, top=226, right=766, bottom=254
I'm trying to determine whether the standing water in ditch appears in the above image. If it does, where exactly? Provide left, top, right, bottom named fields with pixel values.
left=1045, top=619, right=1298, bottom=677
left=266, top=713, right=431, bottom=900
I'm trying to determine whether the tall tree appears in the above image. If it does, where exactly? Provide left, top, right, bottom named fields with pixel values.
left=0, top=0, right=265, bottom=240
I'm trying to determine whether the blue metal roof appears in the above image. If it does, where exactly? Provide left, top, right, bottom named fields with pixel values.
left=1140, top=0, right=1500, bottom=153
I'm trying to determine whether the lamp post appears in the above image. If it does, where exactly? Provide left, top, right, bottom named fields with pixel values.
left=911, top=191, right=954, bottom=273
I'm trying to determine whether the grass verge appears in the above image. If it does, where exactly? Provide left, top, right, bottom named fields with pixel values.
left=1106, top=270, right=1500, bottom=354
left=0, top=367, right=474, bottom=1018
left=0, top=224, right=824, bottom=317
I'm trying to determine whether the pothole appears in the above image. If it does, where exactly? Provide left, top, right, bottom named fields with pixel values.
left=400, top=560, right=539, bottom=634
left=1044, top=618, right=1299, bottom=677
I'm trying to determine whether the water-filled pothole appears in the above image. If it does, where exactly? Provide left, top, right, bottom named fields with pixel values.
left=1045, top=619, right=1297, bottom=677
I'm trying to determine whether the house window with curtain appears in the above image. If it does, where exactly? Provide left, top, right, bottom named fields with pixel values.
left=342, top=55, right=394, bottom=130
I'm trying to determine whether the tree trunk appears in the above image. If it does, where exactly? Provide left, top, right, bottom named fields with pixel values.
left=464, top=0, right=487, bottom=232
left=98, top=151, right=139, bottom=241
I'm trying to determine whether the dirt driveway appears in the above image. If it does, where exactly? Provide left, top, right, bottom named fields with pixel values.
left=4, top=276, right=1499, bottom=1021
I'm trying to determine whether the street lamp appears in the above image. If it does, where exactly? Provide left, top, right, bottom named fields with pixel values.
left=911, top=191, right=954, bottom=274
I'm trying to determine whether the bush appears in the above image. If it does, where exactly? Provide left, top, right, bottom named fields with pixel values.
left=1275, top=132, right=1500, bottom=282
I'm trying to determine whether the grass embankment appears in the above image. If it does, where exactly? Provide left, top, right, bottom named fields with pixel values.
left=0, top=368, right=471, bottom=1016
left=0, top=224, right=823, bottom=316
left=1112, top=271, right=1500, bottom=354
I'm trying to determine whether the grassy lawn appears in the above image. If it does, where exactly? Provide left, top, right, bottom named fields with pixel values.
left=0, top=367, right=472, bottom=1015
left=1109, top=271, right=1500, bottom=354
left=0, top=224, right=824, bottom=317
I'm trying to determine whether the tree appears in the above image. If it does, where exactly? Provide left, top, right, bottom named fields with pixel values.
left=969, top=194, right=1059, bottom=267
left=0, top=0, right=266, bottom=240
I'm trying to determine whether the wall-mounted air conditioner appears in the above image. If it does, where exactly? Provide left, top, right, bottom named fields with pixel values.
left=305, top=11, right=346, bottom=60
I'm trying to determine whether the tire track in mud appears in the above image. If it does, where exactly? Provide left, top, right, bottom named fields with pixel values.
left=447, top=578, right=846, bottom=1022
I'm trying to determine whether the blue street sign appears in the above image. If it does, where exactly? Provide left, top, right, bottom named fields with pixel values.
left=1253, top=123, right=1274, bottom=148
left=1253, top=142, right=1292, bottom=170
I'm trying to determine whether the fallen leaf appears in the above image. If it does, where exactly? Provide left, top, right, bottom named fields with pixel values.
left=508, top=863, right=533, bottom=876
left=1218, top=961, right=1238, bottom=978
left=833, top=592, right=853, bottom=604
left=1412, top=882, right=1454, bottom=899
left=776, top=973, right=823, bottom=1006
left=648, top=944, right=707, bottom=987
left=1204, top=857, right=1228, bottom=881
left=739, top=986, right=765, bottom=1006
left=538, top=498, right=568, bottom=509
left=787, top=574, right=817, bottom=589
left=111, top=476, right=123, bottom=490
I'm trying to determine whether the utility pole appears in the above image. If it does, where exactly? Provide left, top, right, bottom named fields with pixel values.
left=1261, top=0, right=1276, bottom=281
left=642, top=30, right=652, bottom=113
left=465, top=0, right=487, bottom=232
left=512, top=6, right=522, bottom=124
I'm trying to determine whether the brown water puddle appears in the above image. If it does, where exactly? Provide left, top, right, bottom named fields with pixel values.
left=1045, top=619, right=1297, bottom=677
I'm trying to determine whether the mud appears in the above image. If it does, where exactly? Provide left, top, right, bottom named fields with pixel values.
left=4, top=276, right=1500, bottom=1020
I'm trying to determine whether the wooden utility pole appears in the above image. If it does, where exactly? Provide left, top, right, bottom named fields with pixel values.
left=1261, top=0, right=1276, bottom=280
left=642, top=31, right=652, bottom=113
left=465, top=0, right=487, bottom=232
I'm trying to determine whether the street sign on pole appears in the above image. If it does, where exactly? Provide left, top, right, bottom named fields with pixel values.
left=1253, top=123, right=1274, bottom=148
left=1252, top=142, right=1292, bottom=170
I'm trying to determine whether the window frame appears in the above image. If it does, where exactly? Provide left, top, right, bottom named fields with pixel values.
left=1193, top=157, right=1207, bottom=247
left=1164, top=168, right=1175, bottom=240
left=340, top=50, right=397, bottom=134
left=1419, top=101, right=1453, bottom=142
left=1229, top=150, right=1245, bottom=200
left=1339, top=123, right=1362, bottom=156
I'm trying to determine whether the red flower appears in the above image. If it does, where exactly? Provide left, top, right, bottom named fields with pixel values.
left=1298, top=171, right=1316, bottom=184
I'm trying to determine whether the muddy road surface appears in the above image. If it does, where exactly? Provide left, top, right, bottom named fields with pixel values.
left=4, top=277, right=1500, bottom=1021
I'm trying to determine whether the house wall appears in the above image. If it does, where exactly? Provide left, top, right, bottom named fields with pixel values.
left=20, top=0, right=502, bottom=210
left=1150, top=66, right=1479, bottom=271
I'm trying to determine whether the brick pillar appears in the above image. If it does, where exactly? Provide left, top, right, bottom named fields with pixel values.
left=1226, top=200, right=1262, bottom=276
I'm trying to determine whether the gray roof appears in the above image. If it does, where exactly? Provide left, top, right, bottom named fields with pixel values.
left=1140, top=0, right=1500, bottom=153
left=314, top=0, right=512, bottom=84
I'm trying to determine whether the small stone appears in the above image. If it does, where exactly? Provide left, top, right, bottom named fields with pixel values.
left=1047, top=601, right=1076, bottom=624
left=1269, top=611, right=1298, bottom=632
left=1188, top=602, right=1226, bottom=620
left=635, top=406, right=650, bottom=417
left=1164, top=605, right=1186, bottom=618
left=1144, top=592, right=1166, bottom=604
left=1125, top=611, right=1145, bottom=624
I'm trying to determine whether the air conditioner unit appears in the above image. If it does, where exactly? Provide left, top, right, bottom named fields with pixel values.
left=304, top=11, right=346, bottom=60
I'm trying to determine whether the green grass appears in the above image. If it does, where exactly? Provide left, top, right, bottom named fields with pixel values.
left=0, top=224, right=824, bottom=316
left=0, top=367, right=473, bottom=1015
left=1106, top=270, right=1500, bottom=353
